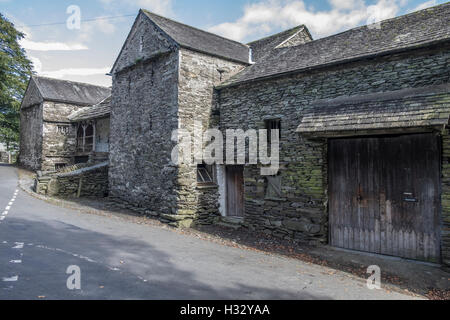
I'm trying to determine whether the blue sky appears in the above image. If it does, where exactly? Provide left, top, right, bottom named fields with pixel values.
left=1, top=0, right=447, bottom=86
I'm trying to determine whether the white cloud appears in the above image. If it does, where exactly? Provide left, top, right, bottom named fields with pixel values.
left=39, top=67, right=110, bottom=79
left=409, top=0, right=437, bottom=12
left=29, top=56, right=42, bottom=73
left=94, top=18, right=116, bottom=34
left=208, top=0, right=402, bottom=42
left=20, top=39, right=89, bottom=51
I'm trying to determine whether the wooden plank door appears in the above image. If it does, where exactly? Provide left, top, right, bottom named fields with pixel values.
left=226, top=166, right=244, bottom=217
left=329, top=133, right=441, bottom=262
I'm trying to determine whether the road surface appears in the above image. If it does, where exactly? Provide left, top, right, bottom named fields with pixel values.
left=0, top=164, right=418, bottom=300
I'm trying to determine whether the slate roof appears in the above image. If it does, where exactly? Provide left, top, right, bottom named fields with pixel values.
left=248, top=25, right=311, bottom=62
left=68, top=96, right=111, bottom=122
left=141, top=10, right=250, bottom=64
left=296, top=84, right=450, bottom=136
left=220, top=2, right=450, bottom=87
left=32, top=76, right=111, bottom=106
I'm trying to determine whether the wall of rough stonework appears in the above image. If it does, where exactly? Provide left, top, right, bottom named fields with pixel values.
left=174, top=48, right=246, bottom=224
left=19, top=103, right=43, bottom=171
left=441, top=131, right=450, bottom=267
left=112, top=11, right=176, bottom=74
left=218, top=44, right=450, bottom=246
left=109, top=51, right=179, bottom=214
left=41, top=101, right=84, bottom=171
left=0, top=152, right=9, bottom=163
left=45, top=163, right=109, bottom=198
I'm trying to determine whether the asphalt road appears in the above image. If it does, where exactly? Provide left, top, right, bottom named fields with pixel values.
left=0, top=164, right=418, bottom=300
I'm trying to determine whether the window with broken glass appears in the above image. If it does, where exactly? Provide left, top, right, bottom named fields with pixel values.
left=197, top=163, right=216, bottom=185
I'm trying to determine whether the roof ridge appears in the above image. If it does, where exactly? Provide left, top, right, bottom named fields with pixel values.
left=32, top=75, right=110, bottom=89
left=247, top=25, right=306, bottom=45
left=305, top=1, right=449, bottom=44
left=141, top=9, right=249, bottom=49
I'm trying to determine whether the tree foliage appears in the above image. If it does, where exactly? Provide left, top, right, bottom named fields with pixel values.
left=0, top=13, right=33, bottom=151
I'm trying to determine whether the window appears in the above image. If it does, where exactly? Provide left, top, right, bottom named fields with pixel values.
left=265, top=175, right=282, bottom=199
left=265, top=119, right=281, bottom=145
left=84, top=124, right=94, bottom=151
left=76, top=123, right=95, bottom=153
left=57, top=125, right=70, bottom=135
left=197, top=163, right=215, bottom=184
left=55, top=163, right=67, bottom=171
left=139, top=35, right=144, bottom=52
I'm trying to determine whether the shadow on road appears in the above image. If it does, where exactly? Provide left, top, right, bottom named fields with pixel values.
left=0, top=216, right=331, bottom=300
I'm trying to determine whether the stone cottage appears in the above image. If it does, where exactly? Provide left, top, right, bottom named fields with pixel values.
left=108, top=3, right=450, bottom=267
left=19, top=76, right=110, bottom=171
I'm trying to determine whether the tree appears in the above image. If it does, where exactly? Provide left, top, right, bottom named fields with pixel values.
left=0, top=13, right=33, bottom=152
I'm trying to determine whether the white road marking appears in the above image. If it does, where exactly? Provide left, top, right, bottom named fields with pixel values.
left=13, top=242, right=24, bottom=249
left=1, top=191, right=18, bottom=224
left=2, top=276, right=18, bottom=282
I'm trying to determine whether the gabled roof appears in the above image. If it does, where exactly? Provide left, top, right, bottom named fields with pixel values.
left=141, top=10, right=250, bottom=64
left=68, top=96, right=111, bottom=122
left=219, top=2, right=450, bottom=88
left=296, top=84, right=450, bottom=136
left=31, top=76, right=111, bottom=106
left=248, top=25, right=312, bottom=62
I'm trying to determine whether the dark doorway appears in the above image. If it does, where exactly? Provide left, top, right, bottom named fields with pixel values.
left=226, top=165, right=244, bottom=217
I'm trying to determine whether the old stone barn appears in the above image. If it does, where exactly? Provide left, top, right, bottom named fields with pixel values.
left=19, top=76, right=110, bottom=171
left=20, top=3, right=450, bottom=267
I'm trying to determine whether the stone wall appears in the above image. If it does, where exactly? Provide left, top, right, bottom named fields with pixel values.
left=109, top=51, right=179, bottom=214
left=0, top=151, right=9, bottom=163
left=173, top=48, right=246, bottom=224
left=111, top=11, right=176, bottom=74
left=36, top=162, right=109, bottom=198
left=218, top=43, right=450, bottom=246
left=19, top=103, right=43, bottom=170
left=441, top=131, right=450, bottom=267
left=41, top=101, right=84, bottom=171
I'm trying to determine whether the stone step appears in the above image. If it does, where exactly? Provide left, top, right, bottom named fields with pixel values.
left=216, top=216, right=244, bottom=230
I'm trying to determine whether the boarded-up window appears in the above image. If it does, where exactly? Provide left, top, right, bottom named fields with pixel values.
left=266, top=175, right=282, bottom=198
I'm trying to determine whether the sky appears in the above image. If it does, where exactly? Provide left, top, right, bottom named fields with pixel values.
left=1, top=0, right=447, bottom=87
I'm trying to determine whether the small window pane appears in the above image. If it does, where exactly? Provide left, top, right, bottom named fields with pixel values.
left=197, top=164, right=215, bottom=184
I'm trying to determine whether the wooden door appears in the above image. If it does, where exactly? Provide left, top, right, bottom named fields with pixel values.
left=329, top=133, right=441, bottom=262
left=226, top=166, right=244, bottom=217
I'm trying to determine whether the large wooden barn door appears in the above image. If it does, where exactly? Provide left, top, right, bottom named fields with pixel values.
left=226, top=166, right=244, bottom=217
left=329, top=133, right=441, bottom=262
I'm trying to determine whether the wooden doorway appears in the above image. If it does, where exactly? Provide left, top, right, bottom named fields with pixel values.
left=328, top=133, right=441, bottom=263
left=226, top=165, right=244, bottom=217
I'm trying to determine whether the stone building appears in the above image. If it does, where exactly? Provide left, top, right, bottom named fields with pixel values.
left=19, top=76, right=110, bottom=171
left=108, top=3, right=450, bottom=267
left=109, top=9, right=250, bottom=225
left=215, top=4, right=450, bottom=265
